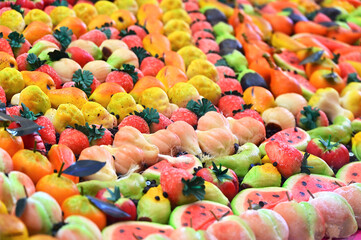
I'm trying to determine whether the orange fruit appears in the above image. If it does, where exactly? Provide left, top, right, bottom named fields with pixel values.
left=243, top=86, right=275, bottom=113
left=0, top=25, right=12, bottom=39
left=0, top=128, right=23, bottom=157
left=87, top=15, right=116, bottom=30
left=54, top=16, right=87, bottom=38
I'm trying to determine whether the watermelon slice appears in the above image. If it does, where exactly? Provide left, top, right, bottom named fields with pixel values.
left=273, top=50, right=306, bottom=77
left=336, top=162, right=361, bottom=184
left=102, top=221, right=174, bottom=240
left=169, top=201, right=233, bottom=230
left=283, top=173, right=346, bottom=202
left=231, top=187, right=292, bottom=215
left=259, top=127, right=311, bottom=156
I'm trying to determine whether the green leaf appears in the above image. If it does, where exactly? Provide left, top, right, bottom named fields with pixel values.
left=15, top=198, right=27, bottom=217
left=96, top=26, right=111, bottom=39
left=20, top=103, right=41, bottom=121
left=120, top=64, right=139, bottom=85
left=133, top=107, right=159, bottom=126
left=323, top=72, right=338, bottom=83
left=0, top=33, right=3, bottom=39
left=72, top=69, right=94, bottom=97
left=347, top=73, right=361, bottom=84
left=62, top=160, right=106, bottom=177
left=48, top=50, right=70, bottom=62
left=87, top=196, right=130, bottom=218
left=318, top=135, right=339, bottom=151
left=119, top=29, right=136, bottom=38
left=186, top=99, right=217, bottom=118
left=7, top=31, right=25, bottom=49
left=73, top=122, right=105, bottom=143
left=222, top=91, right=243, bottom=97
left=300, top=152, right=313, bottom=175
left=212, top=162, right=233, bottom=182
left=182, top=176, right=205, bottom=201
left=106, top=186, right=122, bottom=202
left=53, top=27, right=73, bottom=50
left=214, top=58, right=228, bottom=67
left=130, top=47, right=150, bottom=65
left=332, top=53, right=340, bottom=64
left=232, top=103, right=253, bottom=115
left=26, top=53, right=46, bottom=70
left=299, top=105, right=320, bottom=130
left=300, top=50, right=324, bottom=65
left=10, top=3, right=24, bottom=15
left=51, top=0, right=68, bottom=6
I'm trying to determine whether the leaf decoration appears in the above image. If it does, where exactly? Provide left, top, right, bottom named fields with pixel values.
left=223, top=90, right=243, bottom=97
left=120, top=64, right=139, bottom=85
left=73, top=122, right=105, bottom=143
left=27, top=53, right=46, bottom=71
left=51, top=0, right=68, bottom=6
left=106, top=186, right=122, bottom=202
left=182, top=176, right=205, bottom=201
left=119, top=29, right=137, bottom=38
left=72, top=69, right=94, bottom=97
left=0, top=33, right=3, bottom=39
left=203, top=29, right=215, bottom=36
left=212, top=162, right=233, bottom=182
left=300, top=152, right=314, bottom=175
left=62, top=160, right=106, bottom=177
left=10, top=3, right=24, bottom=15
left=15, top=198, right=27, bottom=217
left=299, top=105, right=320, bottom=130
left=232, top=103, right=253, bottom=115
left=133, top=107, right=160, bottom=126
left=53, top=27, right=73, bottom=50
left=318, top=135, right=339, bottom=151
left=332, top=53, right=340, bottom=64
left=96, top=26, right=111, bottom=39
left=323, top=72, right=338, bottom=83
left=20, top=103, right=41, bottom=121
left=1, top=113, right=44, bottom=136
left=87, top=196, right=130, bottom=218
left=7, top=31, right=25, bottom=49
left=214, top=58, right=228, bottom=67
left=186, top=99, right=217, bottom=118
left=347, top=73, right=361, bottom=84
left=48, top=50, right=70, bottom=62
left=130, top=47, right=151, bottom=65
left=299, top=50, right=324, bottom=65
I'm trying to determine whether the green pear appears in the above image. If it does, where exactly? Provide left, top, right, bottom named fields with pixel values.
left=28, top=40, right=59, bottom=56
left=242, top=163, right=282, bottom=188
left=213, top=22, right=234, bottom=36
left=223, top=50, right=248, bottom=72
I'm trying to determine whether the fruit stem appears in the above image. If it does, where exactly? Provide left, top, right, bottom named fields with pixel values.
left=57, top=162, right=65, bottom=178
left=262, top=53, right=276, bottom=69
left=23, top=186, right=28, bottom=198
left=33, top=140, right=37, bottom=153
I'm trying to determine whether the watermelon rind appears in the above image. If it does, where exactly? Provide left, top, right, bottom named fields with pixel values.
left=336, top=162, right=361, bottom=184
left=259, top=127, right=311, bottom=156
left=102, top=221, right=174, bottom=240
left=231, top=187, right=291, bottom=215
left=169, top=201, right=233, bottom=230
left=283, top=173, right=346, bottom=202
left=273, top=52, right=306, bottom=77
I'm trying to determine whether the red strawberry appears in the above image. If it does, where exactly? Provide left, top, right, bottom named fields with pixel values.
left=127, top=25, right=148, bottom=40
left=140, top=56, right=165, bottom=77
left=6, top=105, right=21, bottom=116
left=206, top=53, right=223, bottom=65
left=217, top=93, right=245, bottom=118
left=66, top=46, right=94, bottom=68
left=79, top=29, right=107, bottom=46
left=7, top=32, right=31, bottom=58
left=160, top=167, right=205, bottom=207
left=313, top=12, right=332, bottom=23
left=306, top=136, right=349, bottom=170
left=265, top=141, right=303, bottom=178
left=33, top=34, right=61, bottom=48
left=0, top=35, right=14, bottom=57
left=16, top=52, right=28, bottom=71
left=118, top=115, right=150, bottom=134
left=216, top=66, right=236, bottom=81
left=121, top=35, right=143, bottom=49
left=35, top=116, right=56, bottom=145
left=90, top=127, right=113, bottom=146
left=296, top=106, right=329, bottom=130
left=36, top=64, right=63, bottom=89
left=58, top=128, right=90, bottom=155
left=193, top=30, right=215, bottom=43
left=0, top=86, right=6, bottom=104
left=196, top=162, right=239, bottom=201
left=233, top=104, right=263, bottom=124
left=170, top=108, right=198, bottom=127
left=184, top=2, right=199, bottom=12
left=149, top=113, right=172, bottom=133
left=217, top=78, right=243, bottom=94
left=196, top=38, right=219, bottom=54
left=191, top=21, right=213, bottom=34
left=189, top=12, right=206, bottom=23
left=105, top=64, right=138, bottom=92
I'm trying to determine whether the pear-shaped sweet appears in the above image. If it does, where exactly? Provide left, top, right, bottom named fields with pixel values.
left=19, top=85, right=51, bottom=114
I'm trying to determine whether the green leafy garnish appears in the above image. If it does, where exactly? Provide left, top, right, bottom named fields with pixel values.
left=232, top=103, right=253, bottom=115
left=106, top=187, right=122, bottom=202
left=10, top=3, right=24, bottom=15
left=119, top=64, right=139, bottom=85
left=72, top=69, right=94, bottom=97
left=96, top=26, right=111, bottom=39
left=300, top=152, right=313, bottom=175
left=214, top=58, right=228, bottom=67
left=119, top=29, right=136, bottom=38
left=48, top=49, right=70, bottom=62
left=212, top=162, right=232, bottom=182
left=130, top=47, right=150, bottom=65
left=323, top=71, right=338, bottom=83
left=51, top=0, right=68, bottom=6
left=182, top=176, right=205, bottom=201
left=73, top=122, right=105, bottom=143
left=186, top=99, right=217, bottom=118
left=347, top=73, right=361, bottom=83
left=300, top=50, right=324, bottom=65
left=223, top=90, right=243, bottom=97
left=53, top=27, right=73, bottom=50
left=20, top=103, right=41, bottom=121
left=0, top=33, right=3, bottom=39
left=319, top=135, right=339, bottom=151
left=7, top=32, right=25, bottom=49
left=133, top=107, right=160, bottom=126
left=299, top=106, right=320, bottom=130
left=332, top=53, right=340, bottom=64
left=26, top=53, right=46, bottom=70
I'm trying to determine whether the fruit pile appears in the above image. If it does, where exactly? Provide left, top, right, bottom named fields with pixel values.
left=1, top=0, right=361, bottom=239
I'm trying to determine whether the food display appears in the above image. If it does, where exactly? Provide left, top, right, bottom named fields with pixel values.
left=0, top=0, right=361, bottom=239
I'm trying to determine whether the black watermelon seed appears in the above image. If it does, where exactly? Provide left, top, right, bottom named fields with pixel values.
left=285, top=133, right=290, bottom=136
left=352, top=172, right=358, bottom=176
left=299, top=191, right=305, bottom=196
left=159, top=230, right=165, bottom=233
left=259, top=201, right=265, bottom=207
left=200, top=213, right=206, bottom=216
left=183, top=223, right=188, bottom=226
left=287, top=140, right=293, bottom=143
left=316, top=178, right=322, bottom=182
left=272, top=194, right=280, bottom=198
left=297, top=136, right=302, bottom=139
left=271, top=138, right=275, bottom=141
left=153, top=166, right=158, bottom=169
left=217, top=208, right=224, bottom=212
left=302, top=181, right=307, bottom=186
left=199, top=205, right=206, bottom=209
left=185, top=211, right=191, bottom=214
left=316, top=184, right=322, bottom=188
left=119, top=229, right=124, bottom=233
left=256, top=193, right=261, bottom=196
left=136, top=227, right=141, bottom=230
